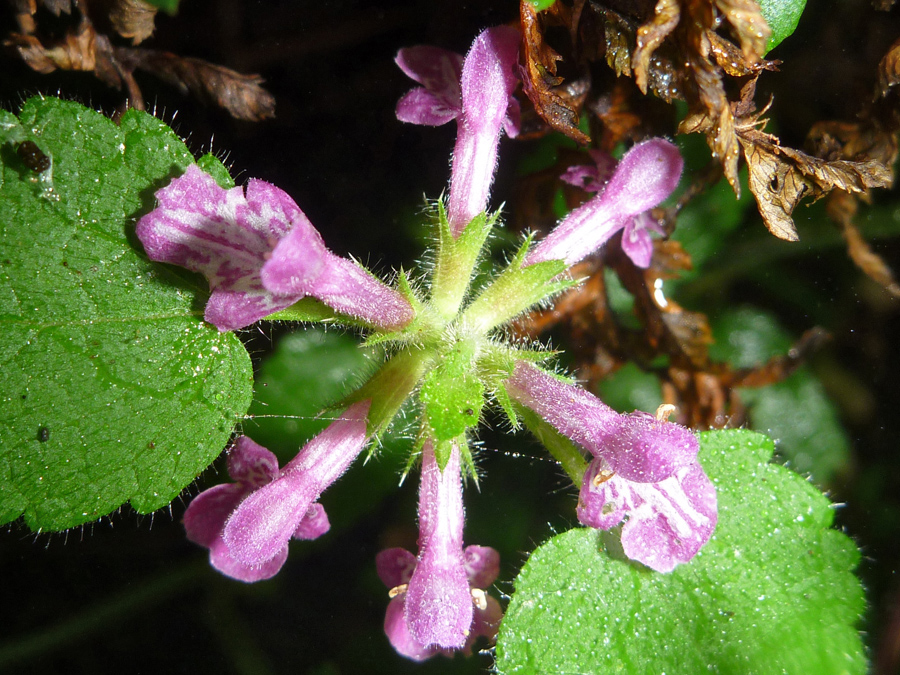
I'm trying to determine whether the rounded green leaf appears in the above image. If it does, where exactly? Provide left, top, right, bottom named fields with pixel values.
left=496, top=429, right=865, bottom=675
left=0, top=97, right=253, bottom=531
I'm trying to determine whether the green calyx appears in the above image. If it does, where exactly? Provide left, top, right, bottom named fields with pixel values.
left=329, top=209, right=580, bottom=471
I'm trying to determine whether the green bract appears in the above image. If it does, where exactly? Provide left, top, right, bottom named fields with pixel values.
left=495, top=429, right=865, bottom=675
left=0, top=97, right=252, bottom=531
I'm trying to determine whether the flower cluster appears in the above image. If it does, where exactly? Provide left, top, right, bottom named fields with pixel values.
left=135, top=25, right=716, bottom=661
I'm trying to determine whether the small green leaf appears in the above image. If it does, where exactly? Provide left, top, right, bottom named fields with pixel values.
left=196, top=153, right=235, bottom=189
left=264, top=296, right=340, bottom=323
left=245, top=329, right=370, bottom=457
left=528, top=0, right=557, bottom=11
left=710, top=308, right=850, bottom=484
left=0, top=97, right=253, bottom=531
left=496, top=429, right=865, bottom=675
left=421, top=341, right=484, bottom=442
left=758, top=0, right=807, bottom=52
left=142, top=0, right=180, bottom=14
left=430, top=205, right=496, bottom=320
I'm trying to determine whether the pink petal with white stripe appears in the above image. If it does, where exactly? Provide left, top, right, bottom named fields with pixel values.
left=577, top=458, right=717, bottom=573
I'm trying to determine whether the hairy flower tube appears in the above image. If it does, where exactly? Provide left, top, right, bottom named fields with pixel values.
left=525, top=138, right=683, bottom=268
left=183, top=436, right=331, bottom=582
left=397, top=25, right=520, bottom=236
left=559, top=149, right=667, bottom=268
left=376, top=443, right=503, bottom=660
left=135, top=165, right=414, bottom=331
left=138, top=24, right=715, bottom=660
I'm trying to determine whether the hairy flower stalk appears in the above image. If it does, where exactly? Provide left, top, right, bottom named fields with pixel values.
left=139, top=24, right=715, bottom=660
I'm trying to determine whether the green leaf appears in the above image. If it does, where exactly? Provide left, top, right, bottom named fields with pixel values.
left=496, top=429, right=865, bottom=675
left=0, top=97, right=253, bottom=531
left=142, top=0, right=180, bottom=14
left=710, top=308, right=850, bottom=484
left=420, top=341, right=484, bottom=444
left=758, top=0, right=807, bottom=53
left=245, top=329, right=369, bottom=457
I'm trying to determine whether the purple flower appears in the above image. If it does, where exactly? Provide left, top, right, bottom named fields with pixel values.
left=577, top=456, right=717, bottom=573
left=185, top=400, right=370, bottom=576
left=395, top=46, right=464, bottom=126
left=526, top=139, right=683, bottom=268
left=135, top=165, right=414, bottom=332
left=377, top=545, right=503, bottom=661
left=183, top=436, right=331, bottom=582
left=219, top=401, right=370, bottom=567
left=505, top=361, right=716, bottom=571
left=397, top=26, right=520, bottom=236
left=505, top=362, right=697, bottom=482
left=375, top=441, right=502, bottom=659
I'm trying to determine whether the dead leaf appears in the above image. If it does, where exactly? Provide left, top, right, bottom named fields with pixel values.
left=714, top=0, right=770, bottom=63
left=119, top=49, right=276, bottom=121
left=633, top=0, right=680, bottom=94
left=708, top=32, right=777, bottom=78
left=738, top=120, right=893, bottom=241
left=520, top=0, right=590, bottom=144
left=7, top=19, right=97, bottom=73
left=878, top=36, right=900, bottom=99
left=41, top=0, right=73, bottom=15
left=109, top=0, right=158, bottom=45
left=827, top=190, right=900, bottom=297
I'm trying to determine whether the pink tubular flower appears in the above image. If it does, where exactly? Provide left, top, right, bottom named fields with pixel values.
left=192, top=400, right=371, bottom=572
left=183, top=436, right=331, bottom=582
left=577, top=455, right=717, bottom=573
left=377, top=545, right=502, bottom=661
left=504, top=361, right=716, bottom=571
left=396, top=26, right=520, bottom=236
left=525, top=138, right=683, bottom=268
left=135, top=165, right=414, bottom=332
left=376, top=441, right=503, bottom=659
left=505, top=362, right=697, bottom=482
left=560, top=150, right=666, bottom=268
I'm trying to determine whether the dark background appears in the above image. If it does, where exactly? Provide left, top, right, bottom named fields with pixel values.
left=3, top=0, right=900, bottom=673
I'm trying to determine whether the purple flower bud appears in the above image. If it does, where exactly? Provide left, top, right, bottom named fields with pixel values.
left=577, top=457, right=718, bottom=573
left=505, top=362, right=697, bottom=483
left=183, top=436, right=330, bottom=582
left=526, top=139, right=683, bottom=268
left=445, top=26, right=521, bottom=236
left=396, top=26, right=521, bottom=237
left=220, top=401, right=371, bottom=567
left=375, top=443, right=503, bottom=659
left=135, top=165, right=413, bottom=331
